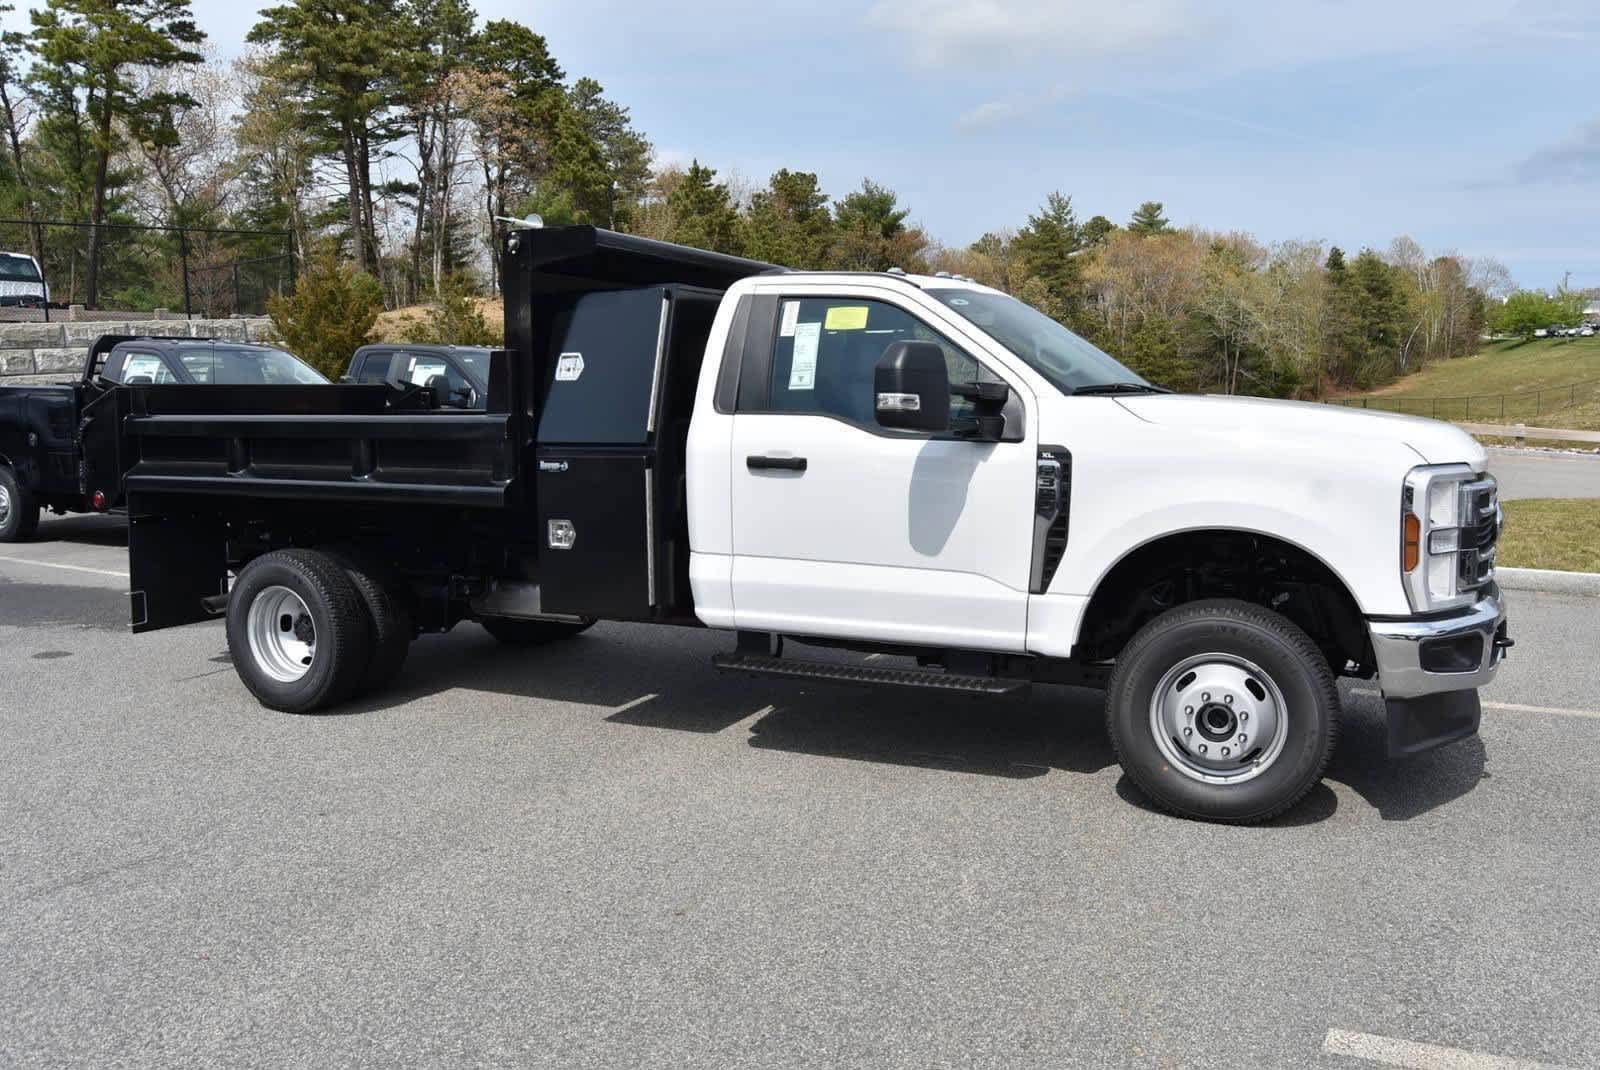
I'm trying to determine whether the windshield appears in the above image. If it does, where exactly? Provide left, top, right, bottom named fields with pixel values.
left=930, top=288, right=1149, bottom=394
left=0, top=255, right=41, bottom=282
left=450, top=348, right=490, bottom=386
left=178, top=346, right=328, bottom=385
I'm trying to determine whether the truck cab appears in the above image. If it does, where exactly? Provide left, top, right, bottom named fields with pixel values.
left=347, top=344, right=490, bottom=409
left=112, top=226, right=1509, bottom=823
left=101, top=338, right=327, bottom=386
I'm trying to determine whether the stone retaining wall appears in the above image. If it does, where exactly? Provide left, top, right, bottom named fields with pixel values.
left=0, top=316, right=275, bottom=383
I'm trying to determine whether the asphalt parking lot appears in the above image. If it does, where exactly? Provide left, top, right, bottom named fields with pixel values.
left=3, top=512, right=1599, bottom=1069
left=1488, top=446, right=1600, bottom=500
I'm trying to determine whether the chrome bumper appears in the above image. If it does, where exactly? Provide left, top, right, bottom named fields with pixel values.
left=1367, top=591, right=1508, bottom=699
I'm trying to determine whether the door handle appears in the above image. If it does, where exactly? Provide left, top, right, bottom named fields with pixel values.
left=746, top=454, right=807, bottom=472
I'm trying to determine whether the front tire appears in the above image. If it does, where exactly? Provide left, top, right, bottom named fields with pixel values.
left=0, top=466, right=39, bottom=542
left=226, top=549, right=374, bottom=714
left=1105, top=599, right=1340, bottom=823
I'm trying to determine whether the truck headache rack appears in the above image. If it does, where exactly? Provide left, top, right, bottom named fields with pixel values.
left=508, top=224, right=779, bottom=296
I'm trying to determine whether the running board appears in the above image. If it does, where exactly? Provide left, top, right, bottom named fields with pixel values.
left=712, top=653, right=1029, bottom=696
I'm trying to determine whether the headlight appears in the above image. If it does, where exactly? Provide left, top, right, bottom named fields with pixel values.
left=1401, top=464, right=1495, bottom=612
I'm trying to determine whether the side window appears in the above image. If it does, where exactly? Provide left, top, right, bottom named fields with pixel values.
left=405, top=354, right=472, bottom=405
left=355, top=350, right=392, bottom=384
left=117, top=352, right=177, bottom=385
left=763, top=297, right=996, bottom=430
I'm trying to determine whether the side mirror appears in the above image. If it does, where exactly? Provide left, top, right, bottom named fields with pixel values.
left=874, top=341, right=950, bottom=432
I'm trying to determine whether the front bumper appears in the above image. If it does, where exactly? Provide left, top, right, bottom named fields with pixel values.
left=1367, top=590, right=1509, bottom=757
left=1367, top=590, right=1508, bottom=699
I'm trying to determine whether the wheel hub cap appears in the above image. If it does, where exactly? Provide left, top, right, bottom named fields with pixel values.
left=1150, top=653, right=1288, bottom=784
left=246, top=585, right=316, bottom=683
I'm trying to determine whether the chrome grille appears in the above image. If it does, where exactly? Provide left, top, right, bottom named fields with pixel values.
left=1457, top=476, right=1499, bottom=593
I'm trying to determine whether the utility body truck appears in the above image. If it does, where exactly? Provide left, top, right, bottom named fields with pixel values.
left=110, top=225, right=1508, bottom=822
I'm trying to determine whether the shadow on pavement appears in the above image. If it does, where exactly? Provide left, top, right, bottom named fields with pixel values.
left=1326, top=700, right=1488, bottom=821
left=33, top=513, right=128, bottom=547
left=0, top=578, right=128, bottom=631
left=344, top=624, right=1119, bottom=780
left=1112, top=775, right=1342, bottom=827
left=232, top=623, right=1485, bottom=817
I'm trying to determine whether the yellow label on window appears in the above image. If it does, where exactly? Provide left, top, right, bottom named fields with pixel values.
left=824, top=305, right=869, bottom=330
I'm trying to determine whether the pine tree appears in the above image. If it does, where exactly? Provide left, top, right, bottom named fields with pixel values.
left=1011, top=191, right=1085, bottom=321
left=248, top=0, right=410, bottom=273
left=1128, top=200, right=1169, bottom=236
left=743, top=168, right=831, bottom=268
left=667, top=159, right=740, bottom=254
left=29, top=0, right=205, bottom=307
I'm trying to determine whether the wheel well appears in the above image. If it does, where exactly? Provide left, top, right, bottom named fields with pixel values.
left=1076, top=529, right=1371, bottom=675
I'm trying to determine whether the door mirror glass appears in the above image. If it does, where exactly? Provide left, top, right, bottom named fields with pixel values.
left=874, top=341, right=950, bottom=432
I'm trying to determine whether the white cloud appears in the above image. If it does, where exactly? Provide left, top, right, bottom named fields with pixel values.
left=1515, top=117, right=1600, bottom=185
left=867, top=0, right=1190, bottom=66
left=953, top=97, right=1033, bottom=131
left=865, top=0, right=1582, bottom=85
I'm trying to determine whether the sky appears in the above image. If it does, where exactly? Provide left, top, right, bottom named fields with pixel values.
left=17, top=0, right=1600, bottom=290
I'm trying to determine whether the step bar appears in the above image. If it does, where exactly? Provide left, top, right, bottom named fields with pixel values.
left=712, top=652, right=1030, bottom=696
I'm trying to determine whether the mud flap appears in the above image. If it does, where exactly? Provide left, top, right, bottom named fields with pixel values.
left=1386, top=689, right=1482, bottom=758
left=128, top=498, right=226, bottom=633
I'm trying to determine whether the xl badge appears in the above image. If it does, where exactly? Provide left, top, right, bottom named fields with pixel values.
left=555, top=351, right=584, bottom=381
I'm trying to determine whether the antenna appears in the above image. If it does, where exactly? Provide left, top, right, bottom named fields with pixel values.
left=495, top=213, right=544, bottom=231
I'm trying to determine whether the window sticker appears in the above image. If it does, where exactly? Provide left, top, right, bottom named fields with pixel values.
left=788, top=322, right=820, bottom=390
left=824, top=305, right=869, bottom=331
left=779, top=300, right=801, bottom=337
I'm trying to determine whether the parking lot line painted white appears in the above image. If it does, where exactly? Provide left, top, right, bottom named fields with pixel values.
left=1347, top=687, right=1600, bottom=721
left=0, top=554, right=129, bottom=579
left=1323, top=1028, right=1571, bottom=1069
left=608, top=694, right=660, bottom=715
left=1483, top=700, right=1600, bottom=721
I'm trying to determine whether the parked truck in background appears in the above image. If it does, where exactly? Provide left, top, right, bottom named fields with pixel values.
left=0, top=336, right=326, bottom=540
left=97, top=225, right=1509, bottom=822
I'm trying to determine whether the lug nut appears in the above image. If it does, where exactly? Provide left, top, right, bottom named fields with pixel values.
left=1240, top=711, right=1249, bottom=722
left=1221, top=747, right=1230, bottom=757
left=1185, top=705, right=1194, bottom=716
left=1224, top=695, right=1234, bottom=705
left=1202, top=692, right=1211, bottom=701
left=1199, top=744, right=1208, bottom=755
left=1183, top=727, right=1192, bottom=737
left=1238, top=734, right=1248, bottom=746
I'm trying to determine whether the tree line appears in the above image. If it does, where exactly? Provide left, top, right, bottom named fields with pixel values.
left=0, top=0, right=1563, bottom=396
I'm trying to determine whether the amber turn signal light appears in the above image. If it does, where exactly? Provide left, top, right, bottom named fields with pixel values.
left=1403, top=513, right=1421, bottom=572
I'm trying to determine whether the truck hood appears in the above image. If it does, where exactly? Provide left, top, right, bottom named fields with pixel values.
left=1114, top=394, right=1488, bottom=468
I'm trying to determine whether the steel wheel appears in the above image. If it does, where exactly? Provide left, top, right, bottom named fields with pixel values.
left=0, top=482, right=10, bottom=528
left=246, top=585, right=317, bottom=683
left=1149, top=652, right=1289, bottom=785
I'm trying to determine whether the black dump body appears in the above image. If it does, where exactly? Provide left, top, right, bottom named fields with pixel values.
left=121, top=226, right=776, bottom=634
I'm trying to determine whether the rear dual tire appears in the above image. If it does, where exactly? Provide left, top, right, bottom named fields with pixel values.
left=227, top=548, right=412, bottom=714
left=0, top=466, right=39, bottom=543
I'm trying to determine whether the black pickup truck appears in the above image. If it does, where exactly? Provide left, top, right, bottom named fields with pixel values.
left=0, top=336, right=327, bottom=540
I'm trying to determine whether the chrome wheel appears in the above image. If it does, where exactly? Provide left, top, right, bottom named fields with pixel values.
left=1149, top=652, right=1288, bottom=785
left=246, top=585, right=316, bottom=683
left=0, top=483, right=10, bottom=527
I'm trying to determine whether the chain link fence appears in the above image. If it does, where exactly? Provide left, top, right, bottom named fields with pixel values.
left=0, top=219, right=294, bottom=322
left=1330, top=378, right=1600, bottom=423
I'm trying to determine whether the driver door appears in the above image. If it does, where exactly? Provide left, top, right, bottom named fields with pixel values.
left=729, top=291, right=1036, bottom=651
